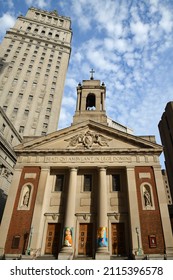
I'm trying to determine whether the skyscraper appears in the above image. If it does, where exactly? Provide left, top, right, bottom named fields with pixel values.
left=0, top=7, right=72, bottom=137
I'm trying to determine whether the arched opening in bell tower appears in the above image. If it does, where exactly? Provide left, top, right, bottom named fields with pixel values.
left=86, top=93, right=96, bottom=110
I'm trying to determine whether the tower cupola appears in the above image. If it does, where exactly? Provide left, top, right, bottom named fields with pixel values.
left=73, top=70, right=107, bottom=125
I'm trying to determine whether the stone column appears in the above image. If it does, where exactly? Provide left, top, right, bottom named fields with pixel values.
left=101, top=92, right=105, bottom=111
left=126, top=167, right=143, bottom=259
left=30, top=168, right=50, bottom=253
left=95, top=167, right=109, bottom=259
left=59, top=167, right=77, bottom=260
left=153, top=166, right=173, bottom=259
left=76, top=90, right=81, bottom=111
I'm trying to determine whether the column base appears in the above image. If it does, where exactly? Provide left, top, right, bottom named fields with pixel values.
left=0, top=248, right=4, bottom=258
left=58, top=246, right=74, bottom=260
left=165, top=247, right=173, bottom=260
left=95, top=247, right=110, bottom=260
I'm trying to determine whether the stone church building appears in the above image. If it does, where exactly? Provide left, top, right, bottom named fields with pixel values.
left=0, top=76, right=173, bottom=260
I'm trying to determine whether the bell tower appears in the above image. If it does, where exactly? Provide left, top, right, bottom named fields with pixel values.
left=73, top=70, right=107, bottom=125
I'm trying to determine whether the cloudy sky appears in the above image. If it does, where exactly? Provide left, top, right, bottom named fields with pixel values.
left=1, top=0, right=173, bottom=166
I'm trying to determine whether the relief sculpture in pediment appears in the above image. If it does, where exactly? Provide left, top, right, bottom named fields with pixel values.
left=65, top=130, right=112, bottom=149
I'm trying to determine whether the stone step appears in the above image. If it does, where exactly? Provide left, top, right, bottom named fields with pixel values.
left=110, top=255, right=130, bottom=260
left=36, top=255, right=57, bottom=260
left=73, top=255, right=94, bottom=260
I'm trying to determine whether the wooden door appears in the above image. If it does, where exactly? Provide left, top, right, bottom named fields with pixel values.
left=78, top=223, right=93, bottom=256
left=111, top=223, right=126, bottom=255
left=45, top=223, right=61, bottom=255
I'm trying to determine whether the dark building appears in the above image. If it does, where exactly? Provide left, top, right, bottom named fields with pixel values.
left=159, top=102, right=173, bottom=201
left=159, top=102, right=173, bottom=233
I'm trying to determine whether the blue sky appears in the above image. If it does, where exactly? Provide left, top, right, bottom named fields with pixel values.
left=1, top=0, right=173, bottom=166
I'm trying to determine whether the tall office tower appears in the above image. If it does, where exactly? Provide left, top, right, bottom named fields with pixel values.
left=159, top=102, right=173, bottom=201
left=0, top=7, right=72, bottom=136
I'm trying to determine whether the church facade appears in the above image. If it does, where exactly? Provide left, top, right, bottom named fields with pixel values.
left=0, top=77, right=173, bottom=260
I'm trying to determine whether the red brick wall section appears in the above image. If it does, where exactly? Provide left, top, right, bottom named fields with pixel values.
left=135, top=166, right=165, bottom=254
left=5, top=166, right=41, bottom=254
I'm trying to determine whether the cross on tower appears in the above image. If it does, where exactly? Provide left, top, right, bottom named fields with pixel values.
left=90, top=69, right=95, bottom=80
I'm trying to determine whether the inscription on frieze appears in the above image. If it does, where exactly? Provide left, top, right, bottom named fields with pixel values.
left=45, top=155, right=132, bottom=163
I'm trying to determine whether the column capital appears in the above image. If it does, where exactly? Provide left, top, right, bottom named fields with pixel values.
left=68, top=167, right=78, bottom=172
left=152, top=165, right=162, bottom=171
left=98, top=166, right=107, bottom=171
left=40, top=167, right=50, bottom=171
left=126, top=166, right=135, bottom=171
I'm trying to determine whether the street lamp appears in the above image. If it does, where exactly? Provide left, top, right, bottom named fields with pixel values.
left=136, top=227, right=142, bottom=255
left=26, top=226, right=33, bottom=255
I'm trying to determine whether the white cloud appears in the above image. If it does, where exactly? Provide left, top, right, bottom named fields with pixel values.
left=115, top=38, right=130, bottom=53
left=25, top=0, right=50, bottom=9
left=58, top=0, right=173, bottom=152
left=65, top=78, right=78, bottom=89
left=7, top=0, right=14, bottom=9
left=130, top=21, right=150, bottom=45
left=0, top=13, right=15, bottom=38
left=159, top=6, right=173, bottom=33
left=58, top=107, right=73, bottom=129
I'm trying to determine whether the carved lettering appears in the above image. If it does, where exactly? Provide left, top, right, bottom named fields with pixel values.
left=44, top=155, right=131, bottom=163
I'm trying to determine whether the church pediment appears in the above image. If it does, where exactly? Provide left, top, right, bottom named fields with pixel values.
left=14, top=120, right=162, bottom=154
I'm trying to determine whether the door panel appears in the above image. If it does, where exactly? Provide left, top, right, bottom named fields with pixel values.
left=45, top=223, right=61, bottom=255
left=111, top=223, right=125, bottom=255
left=78, top=223, right=93, bottom=256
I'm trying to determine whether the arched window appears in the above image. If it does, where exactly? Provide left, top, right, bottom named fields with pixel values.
left=86, top=93, right=96, bottom=110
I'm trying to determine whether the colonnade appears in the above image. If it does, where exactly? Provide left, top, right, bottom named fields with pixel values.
left=59, top=166, right=124, bottom=259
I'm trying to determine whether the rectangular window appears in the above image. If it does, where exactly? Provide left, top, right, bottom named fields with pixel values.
left=32, top=82, right=37, bottom=88
left=28, top=95, right=33, bottom=101
left=112, top=174, right=121, bottom=191
left=7, top=66, right=12, bottom=72
left=3, top=106, right=7, bottom=112
left=41, top=131, right=46, bottom=136
left=23, top=80, right=27, bottom=87
left=19, top=126, right=24, bottom=133
left=10, top=135, right=14, bottom=143
left=1, top=123, right=6, bottom=133
left=24, top=109, right=29, bottom=116
left=55, top=175, right=64, bottom=191
left=13, top=107, right=18, bottom=114
left=18, top=93, right=23, bottom=99
left=12, top=78, right=18, bottom=85
left=11, top=235, right=20, bottom=249
left=84, top=174, right=92, bottom=191
left=43, top=123, right=48, bottom=129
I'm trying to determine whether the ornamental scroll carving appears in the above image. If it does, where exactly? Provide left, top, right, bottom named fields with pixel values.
left=65, top=130, right=112, bottom=149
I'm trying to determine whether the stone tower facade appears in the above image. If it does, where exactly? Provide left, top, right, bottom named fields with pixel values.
left=0, top=7, right=72, bottom=137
